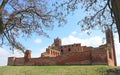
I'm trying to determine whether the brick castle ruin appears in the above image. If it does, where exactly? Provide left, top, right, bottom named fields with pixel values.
left=8, top=29, right=117, bottom=66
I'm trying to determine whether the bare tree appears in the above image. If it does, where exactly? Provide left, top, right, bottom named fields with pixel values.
left=54, top=0, right=120, bottom=42
left=1, top=0, right=120, bottom=54
left=0, top=0, right=66, bottom=53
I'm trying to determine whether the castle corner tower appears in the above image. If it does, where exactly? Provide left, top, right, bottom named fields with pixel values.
left=106, top=29, right=117, bottom=66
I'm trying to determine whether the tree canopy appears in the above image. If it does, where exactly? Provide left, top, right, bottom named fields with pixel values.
left=0, top=0, right=66, bottom=53
left=53, top=0, right=120, bottom=42
left=0, top=0, right=120, bottom=53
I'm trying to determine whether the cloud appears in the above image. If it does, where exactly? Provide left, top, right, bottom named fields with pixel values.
left=0, top=48, right=24, bottom=66
left=11, top=50, right=24, bottom=57
left=62, top=32, right=120, bottom=66
left=0, top=48, right=9, bottom=56
left=0, top=45, right=45, bottom=66
left=31, top=47, right=46, bottom=57
left=34, top=39, right=42, bottom=44
left=62, top=35, right=103, bottom=47
left=0, top=48, right=10, bottom=66
left=71, top=31, right=77, bottom=35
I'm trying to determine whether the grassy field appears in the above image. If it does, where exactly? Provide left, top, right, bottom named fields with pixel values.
left=0, top=65, right=118, bottom=75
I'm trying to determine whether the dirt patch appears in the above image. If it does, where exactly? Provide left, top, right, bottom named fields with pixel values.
left=107, top=68, right=120, bottom=75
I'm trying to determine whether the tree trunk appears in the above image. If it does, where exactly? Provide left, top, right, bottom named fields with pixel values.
left=111, top=0, right=120, bottom=42
left=0, top=0, right=8, bottom=34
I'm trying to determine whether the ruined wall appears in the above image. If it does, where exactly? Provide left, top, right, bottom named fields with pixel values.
left=41, top=48, right=60, bottom=57
left=56, top=51, right=92, bottom=65
left=21, top=58, right=56, bottom=66
left=14, top=58, right=25, bottom=66
left=91, top=49, right=107, bottom=65
left=60, top=44, right=94, bottom=55
left=8, top=57, right=24, bottom=66
left=7, top=29, right=117, bottom=66
left=61, top=44, right=82, bottom=54
left=8, top=49, right=109, bottom=66
left=55, top=49, right=108, bottom=65
left=8, top=57, right=57, bottom=66
left=8, top=57, right=16, bottom=66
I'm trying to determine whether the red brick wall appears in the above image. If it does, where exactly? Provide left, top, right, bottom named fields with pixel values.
left=106, top=50, right=116, bottom=66
left=8, top=57, right=25, bottom=66
left=7, top=49, right=112, bottom=66
left=8, top=30, right=117, bottom=66
left=8, top=57, right=16, bottom=65
left=14, top=58, right=24, bottom=66
left=55, top=51, right=91, bottom=65
left=55, top=50, right=108, bottom=65
left=91, top=49, right=108, bottom=65
left=60, top=44, right=82, bottom=54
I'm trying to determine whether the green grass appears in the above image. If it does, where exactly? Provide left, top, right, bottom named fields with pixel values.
left=0, top=65, right=118, bottom=75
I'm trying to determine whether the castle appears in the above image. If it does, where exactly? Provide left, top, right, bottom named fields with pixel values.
left=8, top=29, right=117, bottom=66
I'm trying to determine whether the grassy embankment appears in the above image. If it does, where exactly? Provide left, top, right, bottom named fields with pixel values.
left=0, top=65, right=119, bottom=75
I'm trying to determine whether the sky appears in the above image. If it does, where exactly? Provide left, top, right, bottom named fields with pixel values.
left=0, top=1, right=120, bottom=66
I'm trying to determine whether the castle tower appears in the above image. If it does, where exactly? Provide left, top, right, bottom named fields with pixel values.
left=53, top=37, right=62, bottom=50
left=106, top=29, right=117, bottom=66
left=24, top=50, right=31, bottom=63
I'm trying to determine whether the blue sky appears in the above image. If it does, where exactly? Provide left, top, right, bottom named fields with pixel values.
left=0, top=1, right=120, bottom=66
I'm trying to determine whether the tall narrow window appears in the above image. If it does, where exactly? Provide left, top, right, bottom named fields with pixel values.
left=61, top=49, right=63, bottom=54
left=109, top=51, right=112, bottom=59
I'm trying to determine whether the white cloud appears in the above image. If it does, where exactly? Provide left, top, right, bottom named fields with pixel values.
left=0, top=48, right=24, bottom=66
left=0, top=46, right=45, bottom=66
left=71, top=31, right=77, bottom=35
left=0, top=48, right=9, bottom=56
left=62, top=32, right=120, bottom=66
left=84, top=30, right=90, bottom=34
left=11, top=50, right=24, bottom=57
left=0, top=48, right=10, bottom=66
left=62, top=35, right=103, bottom=47
left=34, top=39, right=42, bottom=44
left=31, top=47, right=46, bottom=57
